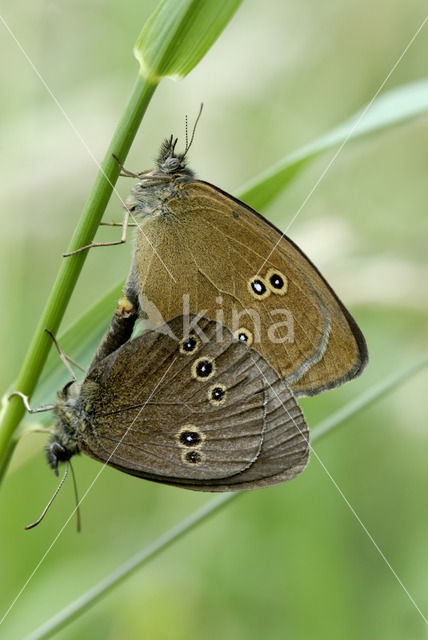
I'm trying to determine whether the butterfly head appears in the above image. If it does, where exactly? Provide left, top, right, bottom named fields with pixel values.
left=155, top=104, right=203, bottom=177
left=47, top=381, right=83, bottom=474
left=155, top=135, right=195, bottom=179
left=45, top=438, right=74, bottom=475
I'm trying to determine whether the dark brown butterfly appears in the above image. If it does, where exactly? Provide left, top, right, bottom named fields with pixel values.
left=120, top=136, right=368, bottom=397
left=32, top=312, right=309, bottom=492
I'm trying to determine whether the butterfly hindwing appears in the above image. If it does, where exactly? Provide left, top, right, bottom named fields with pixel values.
left=127, top=181, right=367, bottom=397
left=77, top=316, right=309, bottom=490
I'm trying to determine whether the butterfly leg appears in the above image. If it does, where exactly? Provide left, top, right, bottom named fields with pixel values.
left=63, top=208, right=130, bottom=257
left=8, top=391, right=55, bottom=413
left=44, top=328, right=86, bottom=381
left=112, top=153, right=152, bottom=178
left=99, top=220, right=138, bottom=227
left=9, top=328, right=87, bottom=413
left=63, top=151, right=152, bottom=257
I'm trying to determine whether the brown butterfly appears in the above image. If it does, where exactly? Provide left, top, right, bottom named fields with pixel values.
left=19, top=312, right=309, bottom=495
left=118, top=136, right=368, bottom=397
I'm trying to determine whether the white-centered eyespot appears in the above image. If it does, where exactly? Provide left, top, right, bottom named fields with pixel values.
left=234, top=327, right=254, bottom=347
left=208, top=383, right=227, bottom=406
left=191, top=357, right=216, bottom=381
left=265, top=268, right=288, bottom=295
left=181, top=449, right=205, bottom=465
left=179, top=333, right=201, bottom=355
left=247, top=275, right=270, bottom=300
left=176, top=424, right=205, bottom=448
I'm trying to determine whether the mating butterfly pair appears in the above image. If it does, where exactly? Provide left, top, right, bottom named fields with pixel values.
left=17, top=134, right=367, bottom=504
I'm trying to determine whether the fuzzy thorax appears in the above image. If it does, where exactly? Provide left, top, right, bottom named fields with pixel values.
left=125, top=137, right=196, bottom=221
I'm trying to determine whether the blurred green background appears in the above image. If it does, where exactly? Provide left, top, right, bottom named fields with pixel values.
left=1, top=1, right=428, bottom=638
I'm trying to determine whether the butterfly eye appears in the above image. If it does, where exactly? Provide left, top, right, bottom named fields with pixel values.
left=234, top=327, right=253, bottom=347
left=165, top=157, right=180, bottom=170
left=191, top=357, right=216, bottom=381
left=208, top=384, right=227, bottom=406
left=247, top=275, right=270, bottom=300
left=266, top=268, right=288, bottom=295
left=179, top=333, right=200, bottom=355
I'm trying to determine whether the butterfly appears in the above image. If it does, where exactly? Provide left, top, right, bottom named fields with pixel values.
left=118, top=135, right=368, bottom=398
left=40, top=313, right=309, bottom=492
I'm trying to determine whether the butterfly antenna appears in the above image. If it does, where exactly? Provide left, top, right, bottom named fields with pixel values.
left=183, top=103, right=203, bottom=157
left=24, top=462, right=69, bottom=530
left=69, top=459, right=82, bottom=533
left=185, top=114, right=189, bottom=152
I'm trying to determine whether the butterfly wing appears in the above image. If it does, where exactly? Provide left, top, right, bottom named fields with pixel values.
left=128, top=181, right=367, bottom=396
left=78, top=316, right=309, bottom=490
